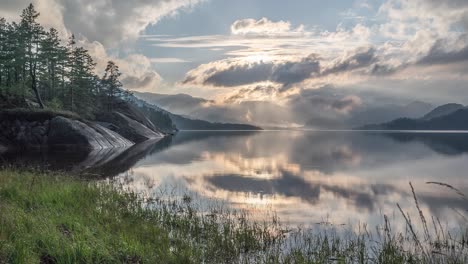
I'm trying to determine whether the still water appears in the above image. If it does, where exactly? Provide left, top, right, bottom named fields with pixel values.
left=3, top=130, right=468, bottom=230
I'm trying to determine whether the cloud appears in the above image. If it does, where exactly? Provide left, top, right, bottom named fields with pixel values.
left=182, top=47, right=386, bottom=90
left=285, top=88, right=364, bottom=128
left=83, top=42, right=162, bottom=92
left=223, top=83, right=282, bottom=103
left=231, top=17, right=305, bottom=37
left=1, top=0, right=202, bottom=46
left=182, top=55, right=321, bottom=88
left=179, top=1, right=468, bottom=93
left=417, top=35, right=468, bottom=65
left=0, top=0, right=203, bottom=92
left=322, top=47, right=376, bottom=75
left=150, top=58, right=191, bottom=63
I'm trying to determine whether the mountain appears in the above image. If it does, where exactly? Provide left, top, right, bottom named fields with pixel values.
left=136, top=91, right=436, bottom=130
left=135, top=92, right=286, bottom=127
left=130, top=95, right=261, bottom=131
left=421, top=103, right=465, bottom=120
left=359, top=108, right=468, bottom=130
left=347, top=101, right=434, bottom=127
left=134, top=92, right=213, bottom=115
left=169, top=114, right=262, bottom=130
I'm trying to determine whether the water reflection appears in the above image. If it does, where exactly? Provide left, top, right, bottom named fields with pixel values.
left=2, top=131, right=468, bottom=230
left=113, top=131, right=468, bottom=230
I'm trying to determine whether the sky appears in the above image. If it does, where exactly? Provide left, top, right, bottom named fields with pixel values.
left=1, top=0, right=468, bottom=125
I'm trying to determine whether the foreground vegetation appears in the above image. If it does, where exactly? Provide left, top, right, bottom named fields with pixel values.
left=0, top=169, right=467, bottom=263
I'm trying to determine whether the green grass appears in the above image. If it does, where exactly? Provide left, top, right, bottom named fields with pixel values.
left=0, top=169, right=467, bottom=263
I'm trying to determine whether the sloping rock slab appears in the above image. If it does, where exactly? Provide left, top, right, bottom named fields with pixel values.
left=48, top=116, right=133, bottom=150
left=114, top=101, right=159, bottom=132
left=99, top=112, right=164, bottom=143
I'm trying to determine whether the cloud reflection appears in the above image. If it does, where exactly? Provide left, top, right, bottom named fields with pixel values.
left=111, top=131, right=468, bottom=229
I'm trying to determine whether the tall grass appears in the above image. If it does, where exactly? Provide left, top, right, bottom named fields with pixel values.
left=0, top=168, right=467, bottom=263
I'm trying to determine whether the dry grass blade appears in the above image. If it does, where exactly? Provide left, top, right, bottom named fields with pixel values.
left=397, top=203, right=424, bottom=253
left=410, top=182, right=430, bottom=240
left=426, top=182, right=467, bottom=201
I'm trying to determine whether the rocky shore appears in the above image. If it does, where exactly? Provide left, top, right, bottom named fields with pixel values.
left=0, top=109, right=165, bottom=151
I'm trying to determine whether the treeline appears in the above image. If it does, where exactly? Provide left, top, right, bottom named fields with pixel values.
left=0, top=4, right=130, bottom=118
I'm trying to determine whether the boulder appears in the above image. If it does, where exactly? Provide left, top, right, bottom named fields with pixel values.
left=48, top=116, right=133, bottom=150
left=0, top=142, right=7, bottom=153
left=98, top=112, right=164, bottom=143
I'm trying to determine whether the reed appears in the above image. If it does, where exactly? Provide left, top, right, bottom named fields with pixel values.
left=0, top=168, right=467, bottom=263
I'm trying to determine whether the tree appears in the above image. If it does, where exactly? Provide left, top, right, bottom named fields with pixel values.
left=0, top=17, right=7, bottom=90
left=68, top=45, right=97, bottom=116
left=0, top=4, right=147, bottom=121
left=39, top=28, right=66, bottom=102
left=19, top=3, right=45, bottom=108
left=101, top=60, right=123, bottom=111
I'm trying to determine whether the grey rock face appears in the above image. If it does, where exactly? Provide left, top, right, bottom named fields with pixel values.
left=0, top=109, right=167, bottom=151
left=100, top=112, right=164, bottom=143
left=48, top=116, right=133, bottom=150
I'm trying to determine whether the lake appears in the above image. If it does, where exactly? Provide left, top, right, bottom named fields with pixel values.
left=2, top=130, right=468, bottom=232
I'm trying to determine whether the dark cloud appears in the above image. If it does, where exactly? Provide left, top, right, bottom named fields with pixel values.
left=183, top=48, right=384, bottom=89
left=187, top=54, right=321, bottom=88
left=273, top=54, right=321, bottom=85
left=182, top=47, right=390, bottom=90
left=322, top=47, right=376, bottom=75
left=203, top=62, right=274, bottom=87
left=417, top=37, right=468, bottom=65
left=370, top=63, right=401, bottom=75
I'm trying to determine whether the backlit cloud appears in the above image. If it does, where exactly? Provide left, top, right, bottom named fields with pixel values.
left=231, top=17, right=306, bottom=37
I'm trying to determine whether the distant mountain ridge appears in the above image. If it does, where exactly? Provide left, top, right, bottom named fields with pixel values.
left=359, top=103, right=468, bottom=130
left=130, top=95, right=261, bottom=131
left=345, top=101, right=434, bottom=127
left=134, top=92, right=213, bottom=116
left=421, top=103, right=465, bottom=120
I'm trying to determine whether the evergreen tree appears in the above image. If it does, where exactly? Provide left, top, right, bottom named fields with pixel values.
left=101, top=60, right=123, bottom=111
left=19, top=3, right=45, bottom=108
left=39, top=28, right=66, bottom=102
left=0, top=3, right=170, bottom=125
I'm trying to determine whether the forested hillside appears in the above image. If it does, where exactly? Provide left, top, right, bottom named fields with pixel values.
left=0, top=4, right=133, bottom=119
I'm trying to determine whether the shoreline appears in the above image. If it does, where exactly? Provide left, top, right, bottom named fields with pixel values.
left=0, top=168, right=467, bottom=263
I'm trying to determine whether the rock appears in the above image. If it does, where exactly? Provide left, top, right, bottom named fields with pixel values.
left=113, top=100, right=160, bottom=133
left=31, top=126, right=46, bottom=145
left=0, top=136, right=9, bottom=152
left=98, top=112, right=164, bottom=143
left=31, top=125, right=47, bottom=137
left=48, top=116, right=134, bottom=150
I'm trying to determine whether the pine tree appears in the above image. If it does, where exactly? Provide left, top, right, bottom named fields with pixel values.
left=101, top=60, right=123, bottom=111
left=19, top=3, right=45, bottom=108
left=39, top=28, right=66, bottom=102
left=69, top=46, right=97, bottom=116
left=0, top=4, right=149, bottom=121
